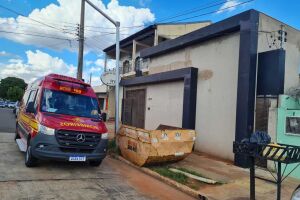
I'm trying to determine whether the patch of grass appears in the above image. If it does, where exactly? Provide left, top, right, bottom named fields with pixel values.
left=151, top=166, right=188, bottom=185
left=175, top=167, right=224, bottom=185
left=175, top=167, right=205, bottom=178
left=150, top=166, right=225, bottom=189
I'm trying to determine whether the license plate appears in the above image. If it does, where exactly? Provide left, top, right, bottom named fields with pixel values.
left=69, top=156, right=86, bottom=162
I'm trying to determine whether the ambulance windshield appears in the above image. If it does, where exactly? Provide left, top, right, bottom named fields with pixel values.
left=41, top=89, right=100, bottom=119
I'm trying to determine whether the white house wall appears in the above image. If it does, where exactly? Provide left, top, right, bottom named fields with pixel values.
left=157, top=22, right=211, bottom=40
left=147, top=32, right=241, bottom=160
left=107, top=86, right=123, bottom=120
left=145, top=81, right=184, bottom=130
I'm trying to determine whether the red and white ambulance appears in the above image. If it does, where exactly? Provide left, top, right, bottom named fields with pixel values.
left=16, top=74, right=108, bottom=167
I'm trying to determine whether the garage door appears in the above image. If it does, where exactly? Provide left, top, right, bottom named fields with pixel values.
left=122, top=89, right=146, bottom=129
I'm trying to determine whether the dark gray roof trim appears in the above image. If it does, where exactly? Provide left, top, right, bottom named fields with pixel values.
left=120, top=67, right=193, bottom=86
left=103, top=25, right=155, bottom=53
left=155, top=20, right=212, bottom=25
left=103, top=21, right=213, bottom=53
left=140, top=9, right=259, bottom=58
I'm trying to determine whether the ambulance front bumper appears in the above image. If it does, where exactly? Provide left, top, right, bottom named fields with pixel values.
left=30, top=132, right=108, bottom=162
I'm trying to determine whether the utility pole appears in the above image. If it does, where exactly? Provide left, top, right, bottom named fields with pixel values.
left=77, top=0, right=85, bottom=80
left=89, top=73, right=92, bottom=84
left=84, top=0, right=121, bottom=136
left=115, top=22, right=120, bottom=135
left=104, top=53, right=107, bottom=72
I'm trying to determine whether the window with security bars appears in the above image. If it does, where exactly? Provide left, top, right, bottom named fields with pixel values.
left=286, top=117, right=300, bottom=136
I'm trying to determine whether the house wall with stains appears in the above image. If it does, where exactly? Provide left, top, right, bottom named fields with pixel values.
left=145, top=32, right=241, bottom=160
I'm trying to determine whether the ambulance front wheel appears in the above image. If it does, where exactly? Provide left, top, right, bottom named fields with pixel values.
left=25, top=144, right=38, bottom=167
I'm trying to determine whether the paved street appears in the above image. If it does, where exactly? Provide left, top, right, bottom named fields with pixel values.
left=0, top=108, right=16, bottom=133
left=0, top=108, right=194, bottom=200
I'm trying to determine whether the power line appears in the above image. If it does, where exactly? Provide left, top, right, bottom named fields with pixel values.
left=84, top=24, right=145, bottom=29
left=167, top=0, right=255, bottom=23
left=3, top=26, right=77, bottom=38
left=85, top=37, right=111, bottom=49
left=85, top=41, right=104, bottom=51
left=85, top=0, right=253, bottom=30
left=0, top=30, right=75, bottom=41
left=12, top=21, right=77, bottom=33
left=84, top=0, right=255, bottom=54
left=46, top=40, right=74, bottom=49
left=0, top=0, right=254, bottom=33
left=0, top=0, right=255, bottom=55
left=157, top=0, right=233, bottom=23
left=0, top=4, right=76, bottom=36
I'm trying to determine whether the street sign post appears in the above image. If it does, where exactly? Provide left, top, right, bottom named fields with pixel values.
left=84, top=0, right=120, bottom=137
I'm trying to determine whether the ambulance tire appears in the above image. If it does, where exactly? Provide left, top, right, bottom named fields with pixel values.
left=14, top=124, right=20, bottom=140
left=89, top=160, right=102, bottom=167
left=25, top=143, right=38, bottom=167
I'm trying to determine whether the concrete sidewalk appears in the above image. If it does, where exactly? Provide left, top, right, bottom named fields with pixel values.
left=0, top=132, right=195, bottom=200
left=170, top=152, right=299, bottom=200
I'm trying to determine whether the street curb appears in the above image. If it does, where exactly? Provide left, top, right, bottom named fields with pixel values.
left=109, top=154, right=212, bottom=200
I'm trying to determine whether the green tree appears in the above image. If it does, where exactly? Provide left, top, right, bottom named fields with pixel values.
left=7, top=86, right=24, bottom=101
left=0, top=77, right=27, bottom=99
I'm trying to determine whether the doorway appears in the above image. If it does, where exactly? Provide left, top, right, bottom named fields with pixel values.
left=122, top=89, right=146, bottom=128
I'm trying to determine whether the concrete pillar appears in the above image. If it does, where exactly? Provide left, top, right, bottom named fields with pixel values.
left=104, top=53, right=107, bottom=72
left=154, top=29, right=158, bottom=46
left=132, top=40, right=137, bottom=71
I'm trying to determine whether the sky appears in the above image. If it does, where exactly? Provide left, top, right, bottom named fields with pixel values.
left=0, top=0, right=299, bottom=86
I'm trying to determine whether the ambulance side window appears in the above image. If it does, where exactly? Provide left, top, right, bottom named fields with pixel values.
left=33, top=89, right=39, bottom=112
left=27, top=90, right=36, bottom=106
left=27, top=90, right=37, bottom=112
left=22, top=90, right=30, bottom=106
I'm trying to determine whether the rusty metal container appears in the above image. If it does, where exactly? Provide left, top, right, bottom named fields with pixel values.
left=117, top=125, right=196, bottom=166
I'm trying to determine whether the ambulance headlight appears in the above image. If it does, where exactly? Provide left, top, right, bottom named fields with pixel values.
left=38, top=124, right=55, bottom=135
left=102, top=132, right=108, bottom=139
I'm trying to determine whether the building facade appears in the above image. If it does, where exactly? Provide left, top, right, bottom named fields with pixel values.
left=103, top=21, right=212, bottom=119
left=117, top=10, right=300, bottom=169
left=93, top=85, right=108, bottom=113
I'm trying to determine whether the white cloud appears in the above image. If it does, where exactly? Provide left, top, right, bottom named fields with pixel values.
left=94, top=58, right=116, bottom=70
left=85, top=60, right=93, bottom=66
left=82, top=58, right=116, bottom=86
left=0, top=50, right=20, bottom=58
left=0, top=50, right=114, bottom=86
left=0, top=1, right=155, bottom=86
left=0, top=0, right=155, bottom=52
left=217, top=0, right=241, bottom=14
left=89, top=75, right=102, bottom=86
left=0, top=50, right=76, bottom=83
left=0, top=51, right=7, bottom=56
left=138, top=0, right=152, bottom=7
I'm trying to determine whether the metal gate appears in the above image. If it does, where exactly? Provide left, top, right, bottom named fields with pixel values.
left=122, top=89, right=146, bottom=128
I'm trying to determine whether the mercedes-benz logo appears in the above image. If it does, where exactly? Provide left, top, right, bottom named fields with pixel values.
left=76, top=134, right=85, bottom=143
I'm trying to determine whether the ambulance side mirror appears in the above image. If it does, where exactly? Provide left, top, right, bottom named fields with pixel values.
left=26, top=102, right=35, bottom=113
